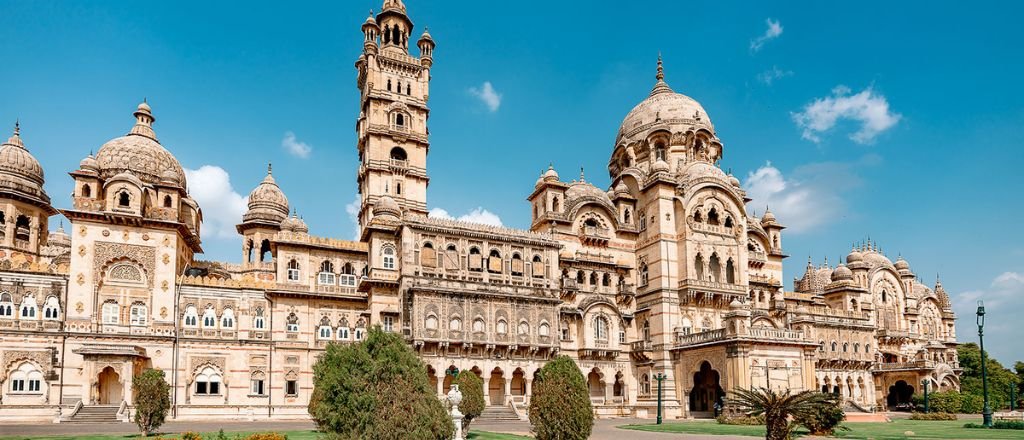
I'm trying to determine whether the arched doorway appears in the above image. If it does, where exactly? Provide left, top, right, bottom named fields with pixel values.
left=690, top=361, right=723, bottom=415
left=887, top=380, right=914, bottom=409
left=426, top=365, right=438, bottom=396
left=97, top=366, right=122, bottom=405
left=488, top=368, right=505, bottom=406
left=510, top=368, right=526, bottom=402
left=587, top=368, right=604, bottom=401
left=613, top=371, right=625, bottom=400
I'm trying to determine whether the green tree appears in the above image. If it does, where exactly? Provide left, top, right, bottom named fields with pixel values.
left=528, top=355, right=593, bottom=440
left=132, top=368, right=171, bottom=436
left=454, top=370, right=484, bottom=430
left=727, top=387, right=838, bottom=440
left=309, top=327, right=453, bottom=440
left=958, top=343, right=1021, bottom=411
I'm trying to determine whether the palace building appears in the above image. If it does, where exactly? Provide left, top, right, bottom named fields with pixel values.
left=0, top=0, right=960, bottom=423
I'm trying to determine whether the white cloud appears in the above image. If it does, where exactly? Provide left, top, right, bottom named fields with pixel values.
left=184, top=166, right=248, bottom=240
left=468, top=81, right=502, bottom=112
left=282, top=131, right=312, bottom=158
left=757, top=65, right=793, bottom=85
left=345, top=194, right=361, bottom=240
left=792, top=86, right=902, bottom=144
left=743, top=160, right=862, bottom=233
left=952, top=271, right=1024, bottom=362
left=750, top=18, right=783, bottom=52
left=429, top=207, right=503, bottom=227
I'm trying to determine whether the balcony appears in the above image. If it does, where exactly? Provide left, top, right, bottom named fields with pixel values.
left=748, top=327, right=804, bottom=341
left=872, top=360, right=935, bottom=372
left=677, top=279, right=747, bottom=305
left=389, top=158, right=408, bottom=172
left=630, top=340, right=654, bottom=363
left=675, top=328, right=727, bottom=347
left=579, top=225, right=611, bottom=246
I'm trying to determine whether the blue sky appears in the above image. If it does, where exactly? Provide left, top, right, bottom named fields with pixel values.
left=1, top=1, right=1022, bottom=362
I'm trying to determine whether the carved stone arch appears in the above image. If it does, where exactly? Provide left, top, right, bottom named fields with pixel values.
left=0, top=353, right=50, bottom=383
left=101, top=258, right=148, bottom=286
left=188, top=360, right=226, bottom=385
left=565, top=198, right=619, bottom=228
left=578, top=295, right=618, bottom=314
left=751, top=316, right=777, bottom=328
left=684, top=181, right=747, bottom=214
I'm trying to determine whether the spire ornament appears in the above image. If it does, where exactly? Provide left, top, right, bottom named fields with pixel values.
left=656, top=53, right=664, bottom=81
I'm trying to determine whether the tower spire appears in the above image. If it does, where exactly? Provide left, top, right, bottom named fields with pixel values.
left=656, top=52, right=664, bottom=81
left=649, top=54, right=674, bottom=96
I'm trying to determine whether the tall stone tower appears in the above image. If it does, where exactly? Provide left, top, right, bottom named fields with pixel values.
left=354, top=0, right=435, bottom=229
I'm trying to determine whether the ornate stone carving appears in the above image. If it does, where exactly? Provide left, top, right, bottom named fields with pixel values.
left=1, top=350, right=52, bottom=382
left=93, top=241, right=156, bottom=288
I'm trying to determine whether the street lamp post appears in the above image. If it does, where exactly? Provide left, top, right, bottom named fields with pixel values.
left=1010, top=383, right=1016, bottom=412
left=654, top=373, right=667, bottom=425
left=922, top=379, right=929, bottom=413
left=977, top=301, right=992, bottom=427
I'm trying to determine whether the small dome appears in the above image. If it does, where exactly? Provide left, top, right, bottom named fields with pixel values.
left=419, top=28, right=434, bottom=42
left=160, top=169, right=181, bottom=185
left=761, top=208, right=777, bottom=225
left=0, top=122, right=49, bottom=205
left=796, top=304, right=810, bottom=314
left=613, top=181, right=630, bottom=196
left=281, top=212, right=309, bottom=234
left=79, top=154, right=98, bottom=172
left=846, top=249, right=864, bottom=264
left=616, top=57, right=714, bottom=146
left=894, top=256, right=910, bottom=271
left=373, top=195, right=402, bottom=218
left=47, top=223, right=71, bottom=247
left=728, top=173, right=741, bottom=188
left=652, top=158, right=671, bottom=173
left=679, top=161, right=726, bottom=181
left=543, top=165, right=559, bottom=182
left=242, top=165, right=289, bottom=225
left=831, top=264, right=853, bottom=282
left=94, top=101, right=187, bottom=189
left=565, top=180, right=611, bottom=204
left=729, top=299, right=744, bottom=309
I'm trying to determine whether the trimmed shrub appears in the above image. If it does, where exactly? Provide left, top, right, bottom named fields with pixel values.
left=528, top=355, right=594, bottom=440
left=244, top=434, right=289, bottom=440
left=132, top=368, right=171, bottom=436
left=716, top=414, right=766, bottom=425
left=909, top=412, right=957, bottom=420
left=309, top=327, right=453, bottom=440
left=454, top=370, right=484, bottom=430
left=794, top=396, right=846, bottom=435
left=965, top=421, right=1024, bottom=430
left=928, top=391, right=963, bottom=414
left=181, top=433, right=202, bottom=440
left=960, top=394, right=985, bottom=414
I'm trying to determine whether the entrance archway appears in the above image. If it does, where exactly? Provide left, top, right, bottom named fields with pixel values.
left=690, top=361, right=723, bottom=414
left=488, top=368, right=505, bottom=406
left=97, top=366, right=122, bottom=405
left=887, top=380, right=914, bottom=408
left=613, top=371, right=625, bottom=399
left=587, top=368, right=604, bottom=400
left=426, top=365, right=439, bottom=396
left=511, top=368, right=526, bottom=400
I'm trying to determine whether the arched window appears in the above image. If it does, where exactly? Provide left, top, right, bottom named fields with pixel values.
left=286, top=313, right=299, bottom=332
left=639, top=210, right=647, bottom=230
left=287, top=259, right=300, bottom=282
left=253, top=308, right=265, bottom=330
left=20, top=296, right=37, bottom=319
left=337, top=322, right=350, bottom=340
left=129, top=303, right=147, bottom=326
left=43, top=296, right=60, bottom=320
left=531, top=255, right=544, bottom=278
left=552, top=196, right=561, bottom=212
left=8, top=362, right=43, bottom=394
left=589, top=272, right=598, bottom=285
left=623, top=208, right=631, bottom=224
left=195, top=367, right=222, bottom=395
left=385, top=245, right=395, bottom=270
left=118, top=191, right=131, bottom=207
left=406, top=84, right=411, bottom=95
left=259, top=239, right=272, bottom=262
left=487, top=249, right=503, bottom=273
left=425, top=314, right=439, bottom=330
left=496, top=319, right=508, bottom=334
left=81, top=184, right=91, bottom=198
left=202, top=306, right=217, bottom=328
left=724, top=216, right=734, bottom=228
left=390, top=147, right=407, bottom=161
left=640, top=263, right=649, bottom=286
left=449, top=316, right=462, bottom=332
left=318, top=317, right=333, bottom=340
left=387, top=78, right=392, bottom=91
left=709, top=253, right=722, bottom=282
left=468, top=247, right=482, bottom=271
left=602, top=273, right=611, bottom=287
left=318, top=260, right=336, bottom=285
left=593, top=316, right=609, bottom=341
left=693, top=209, right=703, bottom=223
left=221, top=309, right=235, bottom=328
left=643, top=319, right=651, bottom=342
left=843, top=342, right=849, bottom=353
left=183, top=305, right=198, bottom=327
left=339, top=263, right=357, bottom=287
left=473, top=318, right=485, bottom=333
left=0, top=293, right=15, bottom=317
left=695, top=253, right=705, bottom=281
left=831, top=341, right=838, bottom=352
left=518, top=320, right=530, bottom=335
left=576, top=270, right=585, bottom=284
left=511, top=253, right=524, bottom=276
left=707, top=208, right=720, bottom=225
left=539, top=322, right=550, bottom=337
left=395, top=113, right=405, bottom=126
left=640, top=374, right=651, bottom=395
left=163, top=195, right=172, bottom=208
left=421, top=242, right=437, bottom=268
left=725, top=258, right=736, bottom=284
left=101, top=301, right=119, bottom=325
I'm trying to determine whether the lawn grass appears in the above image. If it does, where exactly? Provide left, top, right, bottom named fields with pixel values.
left=620, top=418, right=1024, bottom=439
left=0, top=429, right=531, bottom=440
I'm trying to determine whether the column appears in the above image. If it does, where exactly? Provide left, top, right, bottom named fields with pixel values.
left=524, top=379, right=532, bottom=405
left=436, top=372, right=444, bottom=397
left=504, top=377, right=512, bottom=406
left=482, top=373, right=491, bottom=406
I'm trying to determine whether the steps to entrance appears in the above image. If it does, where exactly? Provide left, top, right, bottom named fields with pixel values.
left=476, top=404, right=520, bottom=423
left=66, top=405, right=121, bottom=424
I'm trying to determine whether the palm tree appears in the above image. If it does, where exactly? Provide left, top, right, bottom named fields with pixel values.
left=726, top=387, right=838, bottom=440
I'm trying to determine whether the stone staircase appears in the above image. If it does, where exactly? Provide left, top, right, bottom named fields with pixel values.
left=475, top=404, right=521, bottom=423
left=66, top=405, right=121, bottom=424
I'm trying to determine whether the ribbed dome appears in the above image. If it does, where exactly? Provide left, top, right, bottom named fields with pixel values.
left=616, top=58, right=713, bottom=145
left=894, top=256, right=910, bottom=271
left=565, top=180, right=610, bottom=202
left=679, top=161, right=727, bottom=181
left=542, top=164, right=559, bottom=182
left=94, top=102, right=187, bottom=189
left=831, top=264, right=853, bottom=282
left=243, top=165, right=289, bottom=225
left=79, top=154, right=98, bottom=172
left=846, top=248, right=864, bottom=264
left=373, top=195, right=401, bottom=218
left=0, top=122, right=49, bottom=205
left=281, top=212, right=308, bottom=233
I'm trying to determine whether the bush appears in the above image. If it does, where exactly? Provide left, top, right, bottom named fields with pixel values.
left=960, top=394, right=985, bottom=414
left=528, top=355, right=594, bottom=440
left=244, top=434, right=289, bottom=440
left=309, top=327, right=453, bottom=440
left=454, top=370, right=484, bottom=430
left=181, top=433, right=202, bottom=440
left=965, top=421, right=1024, bottom=430
left=716, top=414, right=765, bottom=425
left=928, top=391, right=964, bottom=414
left=132, top=368, right=171, bottom=436
left=909, top=412, right=957, bottom=420
left=794, top=396, right=846, bottom=435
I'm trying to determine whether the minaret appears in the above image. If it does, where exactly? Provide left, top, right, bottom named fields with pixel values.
left=354, top=0, right=434, bottom=229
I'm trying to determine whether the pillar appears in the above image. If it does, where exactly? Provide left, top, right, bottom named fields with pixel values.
left=525, top=379, right=532, bottom=404
left=482, top=372, right=491, bottom=405
left=436, top=372, right=444, bottom=397
left=504, top=376, right=512, bottom=406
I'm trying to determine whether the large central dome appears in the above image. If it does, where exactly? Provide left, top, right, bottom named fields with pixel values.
left=94, top=102, right=187, bottom=189
left=616, top=58, right=714, bottom=145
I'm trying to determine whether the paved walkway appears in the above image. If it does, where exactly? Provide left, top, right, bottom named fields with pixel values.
left=0, top=418, right=761, bottom=439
